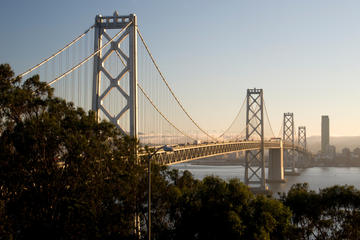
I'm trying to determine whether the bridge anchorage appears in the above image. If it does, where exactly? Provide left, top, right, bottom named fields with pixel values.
left=18, top=12, right=313, bottom=193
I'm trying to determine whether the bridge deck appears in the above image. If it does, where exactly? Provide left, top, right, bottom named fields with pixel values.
left=140, top=140, right=307, bottom=165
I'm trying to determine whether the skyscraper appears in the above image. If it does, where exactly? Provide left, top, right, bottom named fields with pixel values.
left=321, top=115, right=329, bottom=153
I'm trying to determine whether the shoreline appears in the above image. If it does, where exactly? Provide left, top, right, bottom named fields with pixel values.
left=188, top=162, right=360, bottom=168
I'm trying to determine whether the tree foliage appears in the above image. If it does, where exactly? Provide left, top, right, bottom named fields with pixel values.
left=0, top=64, right=142, bottom=239
left=281, top=183, right=360, bottom=239
left=3, top=63, right=360, bottom=239
left=0, top=64, right=294, bottom=239
left=161, top=175, right=292, bottom=240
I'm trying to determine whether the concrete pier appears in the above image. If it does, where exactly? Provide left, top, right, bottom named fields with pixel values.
left=268, top=148, right=286, bottom=183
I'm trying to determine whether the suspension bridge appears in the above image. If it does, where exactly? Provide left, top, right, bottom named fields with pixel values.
left=18, top=12, right=311, bottom=190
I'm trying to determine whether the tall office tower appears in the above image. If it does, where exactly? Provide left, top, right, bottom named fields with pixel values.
left=321, top=115, right=330, bottom=153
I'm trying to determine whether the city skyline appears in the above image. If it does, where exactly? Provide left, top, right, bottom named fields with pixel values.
left=1, top=1, right=360, bottom=136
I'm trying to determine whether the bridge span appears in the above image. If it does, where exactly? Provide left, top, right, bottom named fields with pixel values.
left=144, top=140, right=307, bottom=166
left=19, top=12, right=312, bottom=190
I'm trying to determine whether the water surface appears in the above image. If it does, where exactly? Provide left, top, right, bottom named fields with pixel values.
left=172, top=163, right=360, bottom=194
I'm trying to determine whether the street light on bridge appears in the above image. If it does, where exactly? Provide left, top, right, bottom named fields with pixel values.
left=148, top=145, right=173, bottom=240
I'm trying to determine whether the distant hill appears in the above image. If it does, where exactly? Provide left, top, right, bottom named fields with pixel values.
left=307, top=136, right=360, bottom=153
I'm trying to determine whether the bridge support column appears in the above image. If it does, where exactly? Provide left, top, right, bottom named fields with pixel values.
left=92, top=12, right=138, bottom=138
left=268, top=141, right=285, bottom=183
left=283, top=112, right=295, bottom=173
left=297, top=126, right=308, bottom=167
left=245, top=88, right=267, bottom=191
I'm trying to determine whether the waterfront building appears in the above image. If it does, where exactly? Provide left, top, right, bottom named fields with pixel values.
left=328, top=145, right=336, bottom=160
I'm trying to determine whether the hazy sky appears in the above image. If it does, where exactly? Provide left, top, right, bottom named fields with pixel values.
left=1, top=0, right=360, bottom=136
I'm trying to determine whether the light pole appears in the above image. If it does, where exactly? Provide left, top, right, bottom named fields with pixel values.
left=148, top=145, right=173, bottom=240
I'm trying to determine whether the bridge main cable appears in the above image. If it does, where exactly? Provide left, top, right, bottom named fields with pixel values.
left=263, top=99, right=276, bottom=138
left=218, top=97, right=246, bottom=139
left=137, top=83, right=196, bottom=141
left=137, top=28, right=218, bottom=142
left=47, top=22, right=132, bottom=86
left=18, top=25, right=95, bottom=78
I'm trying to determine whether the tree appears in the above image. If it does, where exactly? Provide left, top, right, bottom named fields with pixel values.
left=282, top=183, right=360, bottom=239
left=163, top=174, right=291, bottom=240
left=0, top=64, right=144, bottom=239
left=0, top=63, right=303, bottom=240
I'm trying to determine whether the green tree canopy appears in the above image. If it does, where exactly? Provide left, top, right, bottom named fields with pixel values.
left=3, top=63, right=339, bottom=240
left=282, top=183, right=360, bottom=239
left=0, top=64, right=143, bottom=239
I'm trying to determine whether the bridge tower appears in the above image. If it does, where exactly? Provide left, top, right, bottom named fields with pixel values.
left=298, top=126, right=307, bottom=162
left=298, top=126, right=306, bottom=150
left=92, top=12, right=138, bottom=138
left=245, top=88, right=266, bottom=190
left=283, top=113, right=295, bottom=172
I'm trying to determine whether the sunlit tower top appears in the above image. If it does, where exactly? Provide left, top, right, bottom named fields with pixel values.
left=92, top=12, right=138, bottom=138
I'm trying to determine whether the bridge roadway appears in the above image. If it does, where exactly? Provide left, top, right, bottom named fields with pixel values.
left=140, top=140, right=307, bottom=165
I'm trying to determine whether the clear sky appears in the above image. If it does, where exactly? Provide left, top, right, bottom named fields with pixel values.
left=1, top=0, right=360, bottom=137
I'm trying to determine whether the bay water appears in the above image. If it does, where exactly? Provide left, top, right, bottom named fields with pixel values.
left=172, top=163, right=360, bottom=194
